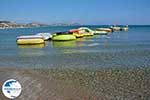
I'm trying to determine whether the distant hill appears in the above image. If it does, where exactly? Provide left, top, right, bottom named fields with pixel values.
left=0, top=21, right=81, bottom=29
left=50, top=22, right=81, bottom=26
left=0, top=21, right=12, bottom=23
left=0, top=21, right=48, bottom=29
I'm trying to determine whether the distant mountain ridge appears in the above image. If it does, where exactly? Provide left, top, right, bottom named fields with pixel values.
left=50, top=22, right=80, bottom=26
left=0, top=21, right=81, bottom=29
left=0, top=21, right=48, bottom=29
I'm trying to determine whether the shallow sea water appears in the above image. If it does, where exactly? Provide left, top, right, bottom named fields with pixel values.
left=0, top=25, right=150, bottom=69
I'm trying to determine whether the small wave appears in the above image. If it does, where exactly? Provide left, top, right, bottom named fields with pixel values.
left=101, top=35, right=111, bottom=38
left=87, top=43, right=99, bottom=46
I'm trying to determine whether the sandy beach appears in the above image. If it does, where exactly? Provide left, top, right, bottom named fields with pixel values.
left=0, top=67, right=150, bottom=100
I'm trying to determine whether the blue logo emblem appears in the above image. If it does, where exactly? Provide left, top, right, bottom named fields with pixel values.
left=2, top=79, right=22, bottom=99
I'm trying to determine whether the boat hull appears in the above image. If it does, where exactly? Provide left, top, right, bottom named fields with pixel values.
left=52, top=34, right=76, bottom=41
left=82, top=32, right=94, bottom=36
left=78, top=27, right=94, bottom=36
left=94, top=30, right=108, bottom=35
left=73, top=32, right=84, bottom=38
left=96, top=28, right=113, bottom=32
left=17, top=38, right=45, bottom=45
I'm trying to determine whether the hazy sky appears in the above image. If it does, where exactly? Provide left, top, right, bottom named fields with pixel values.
left=0, top=0, right=150, bottom=25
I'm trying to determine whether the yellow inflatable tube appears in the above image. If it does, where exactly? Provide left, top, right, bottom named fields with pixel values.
left=16, top=35, right=45, bottom=45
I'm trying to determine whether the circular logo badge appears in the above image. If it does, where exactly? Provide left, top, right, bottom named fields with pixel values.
left=2, top=79, right=22, bottom=99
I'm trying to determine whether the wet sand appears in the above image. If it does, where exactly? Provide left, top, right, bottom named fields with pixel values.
left=0, top=67, right=150, bottom=100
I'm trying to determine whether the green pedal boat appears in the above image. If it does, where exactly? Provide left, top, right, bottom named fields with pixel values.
left=52, top=32, right=76, bottom=41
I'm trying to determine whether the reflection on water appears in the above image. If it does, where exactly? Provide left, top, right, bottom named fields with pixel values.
left=17, top=44, right=45, bottom=49
left=51, top=39, right=89, bottom=48
left=52, top=41, right=77, bottom=48
left=51, top=35, right=96, bottom=48
left=17, top=44, right=46, bottom=57
left=18, top=48, right=46, bottom=57
left=18, top=50, right=46, bottom=57
left=86, top=43, right=100, bottom=46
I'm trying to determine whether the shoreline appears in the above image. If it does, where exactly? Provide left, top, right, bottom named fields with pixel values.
left=0, top=67, right=149, bottom=100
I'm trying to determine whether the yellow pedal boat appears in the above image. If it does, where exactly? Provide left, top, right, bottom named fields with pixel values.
left=16, top=35, right=45, bottom=45
left=52, top=32, right=76, bottom=41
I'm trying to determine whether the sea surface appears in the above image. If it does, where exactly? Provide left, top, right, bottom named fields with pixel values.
left=0, top=25, right=150, bottom=69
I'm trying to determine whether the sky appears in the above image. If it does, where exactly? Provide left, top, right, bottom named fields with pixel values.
left=0, top=0, right=150, bottom=25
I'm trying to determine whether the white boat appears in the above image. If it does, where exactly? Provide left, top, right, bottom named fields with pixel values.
left=78, top=27, right=94, bottom=36
left=94, top=30, right=108, bottom=35
left=36, top=33, right=52, bottom=40
left=78, top=27, right=109, bottom=35
left=111, top=25, right=129, bottom=31
left=122, top=25, right=129, bottom=31
left=96, top=28, right=113, bottom=32
left=122, top=27, right=128, bottom=31
left=111, top=26, right=121, bottom=31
